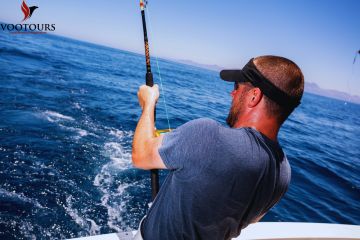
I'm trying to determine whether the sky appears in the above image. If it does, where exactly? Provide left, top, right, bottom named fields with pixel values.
left=1, top=0, right=360, bottom=95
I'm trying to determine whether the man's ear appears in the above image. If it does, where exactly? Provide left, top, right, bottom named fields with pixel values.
left=248, top=88, right=263, bottom=108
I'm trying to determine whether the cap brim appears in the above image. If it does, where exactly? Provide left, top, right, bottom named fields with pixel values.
left=220, top=70, right=247, bottom=82
left=220, top=70, right=238, bottom=82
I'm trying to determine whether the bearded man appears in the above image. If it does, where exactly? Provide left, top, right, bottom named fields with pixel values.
left=132, top=55, right=304, bottom=240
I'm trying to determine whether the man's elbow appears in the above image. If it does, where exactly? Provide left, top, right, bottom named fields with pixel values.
left=132, top=136, right=164, bottom=170
left=132, top=152, right=152, bottom=170
left=132, top=152, right=143, bottom=169
left=132, top=142, right=146, bottom=169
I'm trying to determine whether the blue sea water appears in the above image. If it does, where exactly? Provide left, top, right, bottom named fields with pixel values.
left=0, top=30, right=359, bottom=239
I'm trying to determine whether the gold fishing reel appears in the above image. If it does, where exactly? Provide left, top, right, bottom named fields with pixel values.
left=154, top=129, right=172, bottom=137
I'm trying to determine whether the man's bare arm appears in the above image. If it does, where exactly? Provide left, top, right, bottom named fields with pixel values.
left=132, top=84, right=167, bottom=170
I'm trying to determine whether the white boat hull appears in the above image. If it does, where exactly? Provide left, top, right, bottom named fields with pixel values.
left=69, top=222, right=360, bottom=240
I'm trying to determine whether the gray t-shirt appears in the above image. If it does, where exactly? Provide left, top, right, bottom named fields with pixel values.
left=141, top=118, right=291, bottom=240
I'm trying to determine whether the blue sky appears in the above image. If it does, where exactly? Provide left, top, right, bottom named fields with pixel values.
left=1, top=0, right=359, bottom=95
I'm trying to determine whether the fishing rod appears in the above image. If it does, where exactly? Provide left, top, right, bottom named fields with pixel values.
left=139, top=0, right=159, bottom=201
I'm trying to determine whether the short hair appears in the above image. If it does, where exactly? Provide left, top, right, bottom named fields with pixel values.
left=254, top=55, right=304, bottom=123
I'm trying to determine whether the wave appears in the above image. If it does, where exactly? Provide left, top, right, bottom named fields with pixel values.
left=109, top=129, right=126, bottom=139
left=63, top=196, right=101, bottom=235
left=73, top=102, right=83, bottom=111
left=60, top=124, right=89, bottom=139
left=38, top=110, right=92, bottom=139
left=41, top=110, right=75, bottom=122
left=0, top=187, right=43, bottom=209
left=93, top=134, right=134, bottom=232
left=0, top=46, right=47, bottom=61
left=103, top=142, right=132, bottom=167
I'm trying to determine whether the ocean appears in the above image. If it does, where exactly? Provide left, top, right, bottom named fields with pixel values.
left=0, top=30, right=359, bottom=239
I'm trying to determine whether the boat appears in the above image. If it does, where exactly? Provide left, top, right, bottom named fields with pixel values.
left=69, top=222, right=360, bottom=239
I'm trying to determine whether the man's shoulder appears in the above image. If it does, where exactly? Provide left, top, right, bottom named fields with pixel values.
left=178, top=118, right=221, bottom=132
left=181, top=120, right=254, bottom=144
left=162, top=118, right=221, bottom=144
left=186, top=118, right=221, bottom=126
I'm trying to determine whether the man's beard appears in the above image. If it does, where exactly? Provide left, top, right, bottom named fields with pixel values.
left=226, top=102, right=240, bottom=127
left=226, top=93, right=246, bottom=128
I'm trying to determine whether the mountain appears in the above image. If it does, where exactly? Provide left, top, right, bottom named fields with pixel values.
left=171, top=59, right=223, bottom=71
left=305, top=82, right=360, bottom=104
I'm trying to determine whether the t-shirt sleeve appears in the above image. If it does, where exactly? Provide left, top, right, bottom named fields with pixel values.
left=158, top=118, right=219, bottom=170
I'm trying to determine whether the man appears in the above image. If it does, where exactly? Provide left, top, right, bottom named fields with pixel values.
left=132, top=55, right=304, bottom=239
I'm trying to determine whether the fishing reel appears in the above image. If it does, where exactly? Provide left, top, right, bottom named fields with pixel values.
left=154, top=129, right=172, bottom=137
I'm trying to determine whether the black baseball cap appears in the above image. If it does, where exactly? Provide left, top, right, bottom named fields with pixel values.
left=220, top=58, right=300, bottom=109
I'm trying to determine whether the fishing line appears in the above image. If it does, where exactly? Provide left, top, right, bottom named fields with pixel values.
left=145, top=3, right=172, bottom=131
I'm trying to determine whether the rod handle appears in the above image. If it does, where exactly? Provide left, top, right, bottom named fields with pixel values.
left=146, top=72, right=153, bottom=87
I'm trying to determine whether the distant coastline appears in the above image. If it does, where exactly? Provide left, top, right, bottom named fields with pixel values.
left=304, top=82, right=360, bottom=105
left=172, top=59, right=360, bottom=105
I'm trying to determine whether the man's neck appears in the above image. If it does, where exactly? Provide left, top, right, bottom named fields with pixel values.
left=234, top=118, right=280, bottom=142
